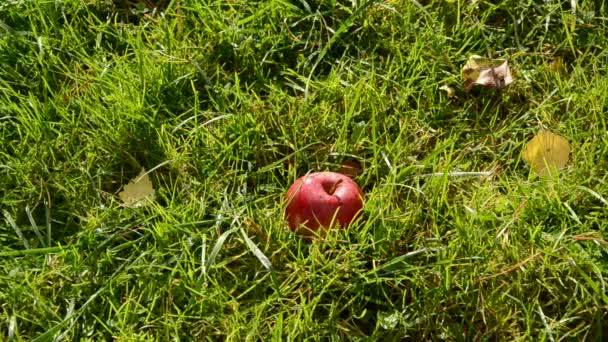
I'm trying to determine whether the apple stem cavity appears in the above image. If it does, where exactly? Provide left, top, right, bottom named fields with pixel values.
left=325, top=179, right=343, bottom=195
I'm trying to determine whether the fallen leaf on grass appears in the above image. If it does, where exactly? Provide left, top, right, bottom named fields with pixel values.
left=462, top=55, right=513, bottom=91
left=118, top=168, right=155, bottom=207
left=522, top=131, right=571, bottom=177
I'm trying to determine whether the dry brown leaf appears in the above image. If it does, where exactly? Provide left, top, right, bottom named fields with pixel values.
left=118, top=168, right=155, bottom=207
left=462, top=55, right=513, bottom=91
left=522, top=131, right=571, bottom=177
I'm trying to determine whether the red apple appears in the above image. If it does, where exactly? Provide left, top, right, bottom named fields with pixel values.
left=284, top=171, right=364, bottom=235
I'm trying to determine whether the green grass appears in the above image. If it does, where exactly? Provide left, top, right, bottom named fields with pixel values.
left=1, top=0, right=608, bottom=340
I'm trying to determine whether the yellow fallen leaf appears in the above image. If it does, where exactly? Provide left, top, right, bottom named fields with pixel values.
left=462, top=55, right=513, bottom=91
left=118, top=168, right=155, bottom=207
left=522, top=131, right=571, bottom=177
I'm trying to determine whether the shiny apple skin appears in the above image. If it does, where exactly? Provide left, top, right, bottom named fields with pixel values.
left=284, top=172, right=364, bottom=235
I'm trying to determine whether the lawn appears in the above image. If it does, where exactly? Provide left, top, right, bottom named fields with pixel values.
left=1, top=0, right=607, bottom=340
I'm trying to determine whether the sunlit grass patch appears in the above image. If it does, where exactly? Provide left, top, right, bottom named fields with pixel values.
left=1, top=0, right=607, bottom=340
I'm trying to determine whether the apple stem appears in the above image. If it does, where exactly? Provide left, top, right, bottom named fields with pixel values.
left=327, top=179, right=343, bottom=195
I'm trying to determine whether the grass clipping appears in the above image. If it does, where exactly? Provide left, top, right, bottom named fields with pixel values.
left=118, top=168, right=155, bottom=207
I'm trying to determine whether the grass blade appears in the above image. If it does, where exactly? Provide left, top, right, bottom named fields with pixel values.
left=239, top=227, right=272, bottom=271
left=0, top=246, right=64, bottom=257
left=26, top=205, right=46, bottom=247
left=204, top=225, right=238, bottom=273
left=304, top=0, right=375, bottom=100
left=44, top=198, right=51, bottom=247
left=32, top=260, right=129, bottom=342
left=8, top=313, right=15, bottom=341
left=3, top=210, right=30, bottom=249
left=577, top=185, right=608, bottom=207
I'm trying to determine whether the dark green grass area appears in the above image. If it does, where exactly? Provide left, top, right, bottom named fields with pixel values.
left=1, top=0, right=608, bottom=340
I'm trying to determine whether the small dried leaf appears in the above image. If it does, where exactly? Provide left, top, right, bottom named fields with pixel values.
left=522, top=131, right=571, bottom=177
left=118, top=168, right=155, bottom=207
left=462, top=55, right=513, bottom=90
left=439, top=85, right=456, bottom=98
